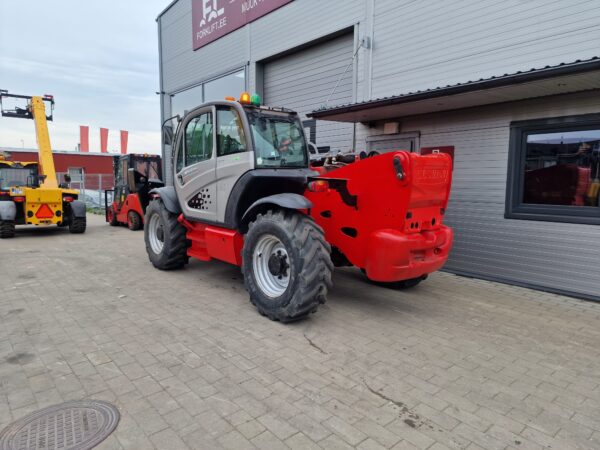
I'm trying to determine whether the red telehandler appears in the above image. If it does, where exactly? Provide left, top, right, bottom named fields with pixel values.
left=145, top=93, right=453, bottom=322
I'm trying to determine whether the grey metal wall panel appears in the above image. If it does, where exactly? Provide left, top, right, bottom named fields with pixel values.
left=263, top=33, right=355, bottom=153
left=398, top=91, right=600, bottom=300
left=160, top=0, right=366, bottom=95
left=371, top=0, right=600, bottom=99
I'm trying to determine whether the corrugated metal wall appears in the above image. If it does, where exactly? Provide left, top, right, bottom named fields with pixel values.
left=370, top=0, right=600, bottom=98
left=400, top=90, right=600, bottom=300
left=263, top=33, right=355, bottom=153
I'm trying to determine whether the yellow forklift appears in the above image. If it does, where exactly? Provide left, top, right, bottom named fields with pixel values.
left=0, top=90, right=86, bottom=238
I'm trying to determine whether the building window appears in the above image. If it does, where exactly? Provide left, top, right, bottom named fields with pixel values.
left=170, top=69, right=245, bottom=117
left=506, top=114, right=600, bottom=225
left=68, top=167, right=84, bottom=182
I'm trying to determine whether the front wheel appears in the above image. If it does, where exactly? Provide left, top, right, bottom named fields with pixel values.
left=144, top=200, right=188, bottom=270
left=242, top=210, right=333, bottom=322
left=0, top=221, right=15, bottom=239
left=107, top=206, right=119, bottom=226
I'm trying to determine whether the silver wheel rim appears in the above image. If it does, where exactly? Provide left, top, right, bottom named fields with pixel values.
left=148, top=213, right=164, bottom=254
left=252, top=234, right=290, bottom=298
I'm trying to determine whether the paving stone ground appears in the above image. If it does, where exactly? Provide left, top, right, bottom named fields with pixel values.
left=1, top=214, right=600, bottom=450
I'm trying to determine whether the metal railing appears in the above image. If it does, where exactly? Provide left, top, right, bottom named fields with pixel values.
left=56, top=172, right=114, bottom=209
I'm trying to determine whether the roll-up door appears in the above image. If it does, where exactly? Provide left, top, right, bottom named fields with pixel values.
left=263, top=33, right=355, bottom=154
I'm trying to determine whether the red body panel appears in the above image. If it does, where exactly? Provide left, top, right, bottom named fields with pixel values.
left=178, top=216, right=244, bottom=266
left=174, top=151, right=453, bottom=283
left=110, top=193, right=144, bottom=225
left=305, top=151, right=453, bottom=282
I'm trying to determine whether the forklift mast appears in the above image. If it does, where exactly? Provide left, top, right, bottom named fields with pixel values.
left=0, top=90, right=58, bottom=188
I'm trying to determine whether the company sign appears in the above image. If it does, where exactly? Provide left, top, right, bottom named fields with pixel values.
left=192, top=0, right=293, bottom=50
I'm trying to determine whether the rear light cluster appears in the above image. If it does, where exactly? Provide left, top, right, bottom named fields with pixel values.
left=307, top=180, right=329, bottom=192
left=63, top=196, right=74, bottom=203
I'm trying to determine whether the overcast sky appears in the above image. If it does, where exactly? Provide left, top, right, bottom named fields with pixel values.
left=0, top=0, right=167, bottom=154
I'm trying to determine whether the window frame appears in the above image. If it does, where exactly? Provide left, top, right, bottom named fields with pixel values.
left=505, top=113, right=600, bottom=225
left=216, top=107, right=247, bottom=157
left=183, top=110, right=214, bottom=167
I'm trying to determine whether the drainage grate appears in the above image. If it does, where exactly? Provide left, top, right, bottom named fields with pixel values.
left=0, top=400, right=120, bottom=450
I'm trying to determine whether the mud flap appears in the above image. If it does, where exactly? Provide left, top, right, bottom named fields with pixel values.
left=69, top=200, right=87, bottom=218
left=0, top=201, right=17, bottom=221
left=149, top=186, right=181, bottom=215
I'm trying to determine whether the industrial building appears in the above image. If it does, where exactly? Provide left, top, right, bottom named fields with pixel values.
left=157, top=0, right=600, bottom=301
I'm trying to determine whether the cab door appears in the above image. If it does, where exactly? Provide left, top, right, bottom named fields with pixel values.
left=215, top=106, right=254, bottom=222
left=174, top=106, right=218, bottom=223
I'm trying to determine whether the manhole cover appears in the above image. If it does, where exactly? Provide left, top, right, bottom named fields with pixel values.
left=0, top=400, right=120, bottom=450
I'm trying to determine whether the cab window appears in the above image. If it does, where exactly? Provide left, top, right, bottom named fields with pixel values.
left=185, top=112, right=213, bottom=166
left=217, top=108, right=246, bottom=156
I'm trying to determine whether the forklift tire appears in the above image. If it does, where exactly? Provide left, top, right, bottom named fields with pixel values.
left=127, top=211, right=142, bottom=231
left=69, top=216, right=86, bottom=234
left=107, top=207, right=119, bottom=226
left=144, top=200, right=188, bottom=270
left=242, top=210, right=333, bottom=323
left=0, top=221, right=15, bottom=239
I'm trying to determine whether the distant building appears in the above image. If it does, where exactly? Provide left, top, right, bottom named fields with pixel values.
left=1, top=147, right=114, bottom=191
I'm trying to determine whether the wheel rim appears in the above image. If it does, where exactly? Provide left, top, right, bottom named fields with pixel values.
left=252, top=234, right=290, bottom=298
left=148, top=213, right=164, bottom=254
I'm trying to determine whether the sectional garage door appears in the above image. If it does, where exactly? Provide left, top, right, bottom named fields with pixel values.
left=263, top=33, right=355, bottom=154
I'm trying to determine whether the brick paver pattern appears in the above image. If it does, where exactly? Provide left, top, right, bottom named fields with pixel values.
left=1, top=215, right=599, bottom=449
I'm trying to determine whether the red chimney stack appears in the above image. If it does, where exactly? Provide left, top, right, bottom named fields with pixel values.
left=79, top=126, right=89, bottom=152
left=120, top=130, right=129, bottom=155
left=100, top=128, right=109, bottom=153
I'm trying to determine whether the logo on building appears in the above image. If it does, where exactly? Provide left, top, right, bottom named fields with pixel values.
left=199, top=0, right=224, bottom=27
left=192, top=0, right=293, bottom=51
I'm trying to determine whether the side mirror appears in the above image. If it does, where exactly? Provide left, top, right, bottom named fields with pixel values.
left=163, top=124, right=174, bottom=146
left=64, top=174, right=71, bottom=183
left=127, top=168, right=137, bottom=193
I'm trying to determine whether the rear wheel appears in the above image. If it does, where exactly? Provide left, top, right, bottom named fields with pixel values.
left=242, top=210, right=333, bottom=322
left=366, top=274, right=427, bottom=290
left=127, top=211, right=142, bottom=231
left=69, top=216, right=86, bottom=234
left=144, top=200, right=188, bottom=270
left=0, top=221, right=15, bottom=239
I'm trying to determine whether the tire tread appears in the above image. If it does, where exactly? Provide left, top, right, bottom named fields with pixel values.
left=243, top=210, right=332, bottom=322
left=0, top=221, right=15, bottom=238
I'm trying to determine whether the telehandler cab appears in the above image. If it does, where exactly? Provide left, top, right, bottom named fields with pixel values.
left=0, top=91, right=86, bottom=238
left=145, top=93, right=453, bottom=322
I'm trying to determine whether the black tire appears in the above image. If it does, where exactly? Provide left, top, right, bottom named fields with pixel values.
left=107, top=206, right=119, bottom=226
left=367, top=274, right=427, bottom=290
left=144, top=200, right=188, bottom=270
left=0, top=221, right=15, bottom=239
left=127, top=211, right=142, bottom=231
left=242, top=210, right=333, bottom=323
left=69, top=216, right=86, bottom=234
